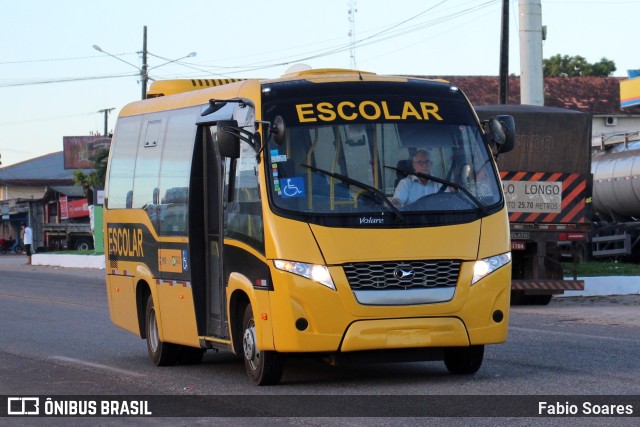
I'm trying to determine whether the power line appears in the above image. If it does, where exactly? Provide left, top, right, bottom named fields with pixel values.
left=0, top=111, right=98, bottom=126
left=2, top=1, right=501, bottom=85
left=0, top=53, right=138, bottom=65
left=185, top=0, right=497, bottom=75
left=0, top=73, right=139, bottom=88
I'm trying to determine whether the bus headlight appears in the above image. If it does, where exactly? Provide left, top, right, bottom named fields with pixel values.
left=274, top=260, right=336, bottom=290
left=472, top=252, right=511, bottom=285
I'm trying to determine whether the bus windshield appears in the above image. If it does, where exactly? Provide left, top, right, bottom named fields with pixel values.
left=265, top=100, right=502, bottom=224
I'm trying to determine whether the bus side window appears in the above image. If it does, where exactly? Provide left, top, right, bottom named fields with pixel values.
left=106, top=118, right=140, bottom=209
left=225, top=141, right=263, bottom=249
left=132, top=120, right=163, bottom=213
left=157, top=109, right=197, bottom=235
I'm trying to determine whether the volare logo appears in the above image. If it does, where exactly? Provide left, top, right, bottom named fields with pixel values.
left=394, top=268, right=415, bottom=280
left=359, top=217, right=384, bottom=225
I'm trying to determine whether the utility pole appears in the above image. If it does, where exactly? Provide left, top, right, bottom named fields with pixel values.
left=519, top=0, right=544, bottom=106
left=141, top=25, right=148, bottom=99
left=498, top=0, right=509, bottom=104
left=98, top=108, right=115, bottom=136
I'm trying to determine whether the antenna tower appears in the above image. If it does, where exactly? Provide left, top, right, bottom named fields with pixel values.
left=348, top=0, right=357, bottom=69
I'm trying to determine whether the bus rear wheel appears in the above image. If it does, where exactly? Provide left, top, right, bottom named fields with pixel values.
left=242, top=304, right=284, bottom=385
left=145, top=295, right=179, bottom=366
left=444, top=345, right=484, bottom=375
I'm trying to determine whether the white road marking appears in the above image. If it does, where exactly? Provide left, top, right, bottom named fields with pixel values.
left=50, top=356, right=145, bottom=377
left=510, top=326, right=640, bottom=343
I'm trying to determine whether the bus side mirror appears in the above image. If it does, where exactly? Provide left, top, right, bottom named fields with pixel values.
left=485, top=115, right=515, bottom=155
left=217, top=120, right=240, bottom=158
left=496, top=115, right=515, bottom=153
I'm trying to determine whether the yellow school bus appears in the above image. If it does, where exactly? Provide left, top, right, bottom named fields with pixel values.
left=104, top=68, right=514, bottom=385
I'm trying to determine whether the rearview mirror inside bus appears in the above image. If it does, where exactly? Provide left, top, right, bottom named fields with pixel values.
left=271, top=116, right=286, bottom=146
left=216, top=120, right=240, bottom=158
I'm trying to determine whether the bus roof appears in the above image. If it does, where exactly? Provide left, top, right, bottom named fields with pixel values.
left=147, top=78, right=246, bottom=98
left=119, top=69, right=453, bottom=117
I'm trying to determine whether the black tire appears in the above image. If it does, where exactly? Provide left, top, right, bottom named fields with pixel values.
left=242, top=304, right=284, bottom=385
left=178, top=346, right=205, bottom=365
left=533, top=295, right=553, bottom=305
left=510, top=290, right=525, bottom=305
left=14, top=245, right=23, bottom=254
left=444, top=345, right=484, bottom=375
left=0, top=247, right=6, bottom=255
left=75, top=238, right=93, bottom=251
left=145, top=295, right=179, bottom=366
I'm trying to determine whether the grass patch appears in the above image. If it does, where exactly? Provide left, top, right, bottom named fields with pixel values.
left=562, top=260, right=640, bottom=277
left=39, top=250, right=104, bottom=256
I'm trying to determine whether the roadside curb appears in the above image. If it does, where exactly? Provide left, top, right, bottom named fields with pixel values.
left=559, top=276, right=640, bottom=297
left=32, top=253, right=105, bottom=269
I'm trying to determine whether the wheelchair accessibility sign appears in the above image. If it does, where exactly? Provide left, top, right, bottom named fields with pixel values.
left=280, top=177, right=305, bottom=198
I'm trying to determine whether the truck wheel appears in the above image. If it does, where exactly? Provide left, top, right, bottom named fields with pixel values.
left=534, top=295, right=552, bottom=305
left=145, top=295, right=179, bottom=366
left=242, top=304, right=283, bottom=385
left=574, top=245, right=586, bottom=263
left=75, top=238, right=93, bottom=251
left=444, top=345, right=484, bottom=375
left=510, top=290, right=526, bottom=305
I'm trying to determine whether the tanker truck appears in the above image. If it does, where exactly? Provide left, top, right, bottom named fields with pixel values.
left=476, top=105, right=590, bottom=305
left=591, top=136, right=640, bottom=260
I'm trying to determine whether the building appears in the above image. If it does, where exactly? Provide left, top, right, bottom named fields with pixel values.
left=423, top=75, right=640, bottom=144
left=0, top=152, right=93, bottom=250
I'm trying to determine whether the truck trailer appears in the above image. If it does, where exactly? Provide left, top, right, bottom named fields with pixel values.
left=476, top=105, right=590, bottom=305
left=591, top=135, right=640, bottom=260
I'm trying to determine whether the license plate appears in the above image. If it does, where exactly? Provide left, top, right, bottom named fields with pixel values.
left=511, top=241, right=526, bottom=250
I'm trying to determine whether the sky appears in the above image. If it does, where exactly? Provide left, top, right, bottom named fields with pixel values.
left=1, top=0, right=638, bottom=167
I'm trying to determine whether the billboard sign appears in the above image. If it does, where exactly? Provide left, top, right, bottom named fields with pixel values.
left=63, top=136, right=111, bottom=169
left=620, top=77, right=640, bottom=108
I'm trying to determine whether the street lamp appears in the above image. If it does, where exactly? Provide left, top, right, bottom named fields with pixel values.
left=92, top=45, right=140, bottom=70
left=93, top=44, right=148, bottom=99
left=149, top=52, right=197, bottom=71
left=93, top=28, right=197, bottom=99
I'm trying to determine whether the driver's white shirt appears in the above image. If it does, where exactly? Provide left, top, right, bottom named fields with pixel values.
left=393, top=175, right=439, bottom=207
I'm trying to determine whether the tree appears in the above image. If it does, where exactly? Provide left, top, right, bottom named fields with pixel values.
left=72, top=147, right=109, bottom=195
left=543, top=54, right=616, bottom=77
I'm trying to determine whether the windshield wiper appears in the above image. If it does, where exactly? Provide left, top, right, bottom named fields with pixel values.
left=301, top=164, right=403, bottom=222
left=384, top=165, right=488, bottom=214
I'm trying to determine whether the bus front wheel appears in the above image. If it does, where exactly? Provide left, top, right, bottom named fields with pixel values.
left=145, top=295, right=179, bottom=366
left=242, top=304, right=284, bottom=385
left=444, top=345, right=484, bottom=375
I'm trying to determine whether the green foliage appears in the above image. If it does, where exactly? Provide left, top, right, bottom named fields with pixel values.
left=72, top=147, right=109, bottom=189
left=543, top=54, right=616, bottom=77
left=562, top=261, right=640, bottom=277
left=90, top=147, right=109, bottom=188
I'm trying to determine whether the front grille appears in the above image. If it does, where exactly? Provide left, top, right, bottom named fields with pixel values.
left=343, top=260, right=460, bottom=291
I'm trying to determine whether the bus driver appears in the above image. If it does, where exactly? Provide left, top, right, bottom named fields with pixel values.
left=391, top=149, right=439, bottom=208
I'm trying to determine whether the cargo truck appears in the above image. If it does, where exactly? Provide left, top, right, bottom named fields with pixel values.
left=476, top=105, right=590, bottom=305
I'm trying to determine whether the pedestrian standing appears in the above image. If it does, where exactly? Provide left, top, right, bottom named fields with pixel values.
left=21, top=222, right=33, bottom=265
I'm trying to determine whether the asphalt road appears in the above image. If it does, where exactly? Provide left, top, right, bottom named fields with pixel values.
left=0, top=254, right=638, bottom=426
